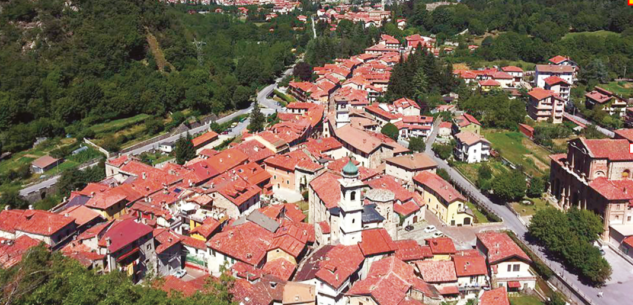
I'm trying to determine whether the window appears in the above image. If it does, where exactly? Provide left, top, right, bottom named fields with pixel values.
left=513, top=264, right=520, bottom=272
left=623, top=170, right=631, bottom=179
left=507, top=264, right=512, bottom=272
left=286, top=180, right=290, bottom=185
left=628, top=216, right=631, bottom=222
left=273, top=175, right=277, bottom=180
left=350, top=191, right=356, bottom=201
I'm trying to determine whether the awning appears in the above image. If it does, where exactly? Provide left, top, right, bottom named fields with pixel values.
left=117, top=247, right=140, bottom=262
left=508, top=281, right=521, bottom=288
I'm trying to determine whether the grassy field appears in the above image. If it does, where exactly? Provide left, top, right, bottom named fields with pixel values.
left=90, top=114, right=150, bottom=134
left=510, top=295, right=544, bottom=305
left=563, top=30, right=619, bottom=40
left=454, top=160, right=509, bottom=184
left=483, top=130, right=551, bottom=177
left=598, top=81, right=633, bottom=97
left=510, top=197, right=550, bottom=216
left=466, top=201, right=490, bottom=223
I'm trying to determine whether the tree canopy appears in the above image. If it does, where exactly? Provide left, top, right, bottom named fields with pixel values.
left=381, top=123, right=399, bottom=141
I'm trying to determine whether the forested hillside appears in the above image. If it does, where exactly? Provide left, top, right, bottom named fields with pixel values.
left=388, top=0, right=633, bottom=83
left=0, top=0, right=302, bottom=153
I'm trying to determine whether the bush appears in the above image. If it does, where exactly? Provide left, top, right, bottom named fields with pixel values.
left=408, top=137, right=426, bottom=152
left=491, top=171, right=526, bottom=202
left=432, top=142, right=453, bottom=160
left=381, top=123, right=399, bottom=141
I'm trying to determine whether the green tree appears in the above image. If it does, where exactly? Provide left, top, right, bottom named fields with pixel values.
left=248, top=103, right=266, bottom=132
left=491, top=171, right=526, bottom=202
left=293, top=62, right=313, bottom=81
left=408, top=137, right=426, bottom=152
left=432, top=143, right=453, bottom=160
left=567, top=208, right=604, bottom=243
left=381, top=123, right=399, bottom=141
left=0, top=189, right=29, bottom=210
left=437, top=168, right=451, bottom=182
left=145, top=116, right=164, bottom=135
left=527, top=176, right=545, bottom=198
left=478, top=164, right=493, bottom=180
left=175, top=134, right=196, bottom=165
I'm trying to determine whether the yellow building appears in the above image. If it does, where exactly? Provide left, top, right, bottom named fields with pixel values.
left=453, top=113, right=481, bottom=135
left=413, top=172, right=473, bottom=226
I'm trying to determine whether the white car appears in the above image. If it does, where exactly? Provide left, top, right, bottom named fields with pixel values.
left=424, top=225, right=437, bottom=233
left=432, top=231, right=444, bottom=238
left=173, top=269, right=187, bottom=278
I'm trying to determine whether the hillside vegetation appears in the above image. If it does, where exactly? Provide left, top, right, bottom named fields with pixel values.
left=0, top=0, right=302, bottom=153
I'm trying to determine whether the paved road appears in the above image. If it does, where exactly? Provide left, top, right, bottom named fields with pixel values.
left=19, top=160, right=99, bottom=196
left=19, top=65, right=294, bottom=197
left=423, top=122, right=631, bottom=305
left=565, top=112, right=615, bottom=138
left=126, top=64, right=292, bottom=156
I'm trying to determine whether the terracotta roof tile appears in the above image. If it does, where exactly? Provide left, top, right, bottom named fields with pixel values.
left=425, top=237, right=457, bottom=255
left=0, top=236, right=42, bottom=268
left=394, top=239, right=432, bottom=261
left=414, top=260, right=457, bottom=283
left=477, top=232, right=531, bottom=264
left=480, top=287, right=510, bottom=305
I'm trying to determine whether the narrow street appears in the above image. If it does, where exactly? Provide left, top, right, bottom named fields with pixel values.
left=423, top=121, right=632, bottom=305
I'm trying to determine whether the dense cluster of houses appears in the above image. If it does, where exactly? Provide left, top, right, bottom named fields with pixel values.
left=315, top=4, right=392, bottom=29
left=0, top=22, right=549, bottom=305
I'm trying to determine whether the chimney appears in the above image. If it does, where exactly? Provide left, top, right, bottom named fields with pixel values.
left=106, top=237, right=112, bottom=247
left=142, top=172, right=147, bottom=180
left=4, top=205, right=9, bottom=211
left=64, top=213, right=69, bottom=217
left=28, top=205, right=34, bottom=210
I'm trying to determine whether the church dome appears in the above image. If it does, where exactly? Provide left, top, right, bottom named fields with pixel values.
left=342, top=160, right=359, bottom=176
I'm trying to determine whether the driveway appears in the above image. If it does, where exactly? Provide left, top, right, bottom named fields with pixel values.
left=399, top=212, right=507, bottom=250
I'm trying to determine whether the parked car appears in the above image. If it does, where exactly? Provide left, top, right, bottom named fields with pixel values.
left=173, top=269, right=187, bottom=278
left=405, top=225, right=414, bottom=232
left=424, top=225, right=437, bottom=233
left=222, top=130, right=229, bottom=135
left=231, top=122, right=238, bottom=128
left=432, top=231, right=444, bottom=238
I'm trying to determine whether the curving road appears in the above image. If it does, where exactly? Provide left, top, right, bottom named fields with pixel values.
left=20, top=65, right=294, bottom=197
left=423, top=121, right=632, bottom=305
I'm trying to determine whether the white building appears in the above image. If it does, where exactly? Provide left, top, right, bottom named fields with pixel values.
left=454, top=132, right=491, bottom=163
left=535, top=64, right=574, bottom=88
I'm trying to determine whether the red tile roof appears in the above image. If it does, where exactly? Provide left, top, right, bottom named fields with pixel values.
left=425, top=237, right=457, bottom=255
left=13, top=210, right=75, bottom=236
left=309, top=172, right=342, bottom=209
left=99, top=218, right=153, bottom=253
left=480, top=287, right=510, bottom=305
left=208, top=221, right=273, bottom=266
left=31, top=155, right=60, bottom=169
left=501, top=66, right=523, bottom=73
left=153, top=228, right=182, bottom=254
left=264, top=149, right=321, bottom=172
left=233, top=140, right=275, bottom=163
left=61, top=241, right=105, bottom=267
left=191, top=218, right=221, bottom=239
left=0, top=210, right=28, bottom=234
left=614, top=129, right=633, bottom=143
left=536, top=64, right=574, bottom=73
left=181, top=235, right=207, bottom=250
left=347, top=257, right=436, bottom=305
left=192, top=131, right=219, bottom=148
left=60, top=205, right=102, bottom=227
left=358, top=228, right=397, bottom=256
left=315, top=244, right=365, bottom=288
left=582, top=138, right=632, bottom=161
left=394, top=200, right=420, bottom=217
left=393, top=98, right=421, bottom=110
left=262, top=258, right=296, bottom=281
left=0, top=236, right=42, bottom=268
left=394, top=239, right=432, bottom=261
left=414, top=172, right=466, bottom=204
left=208, top=173, right=261, bottom=207
left=318, top=221, right=331, bottom=234
left=548, top=55, right=569, bottom=65
left=367, top=175, right=414, bottom=203
left=477, top=232, right=531, bottom=264
left=544, top=76, right=569, bottom=86
left=230, top=275, right=285, bottom=305
left=414, top=260, right=457, bottom=283
left=479, top=79, right=501, bottom=86
left=233, top=162, right=271, bottom=186
left=453, top=253, right=488, bottom=277
left=206, top=148, right=248, bottom=173
left=589, top=177, right=633, bottom=201
left=158, top=275, right=207, bottom=297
